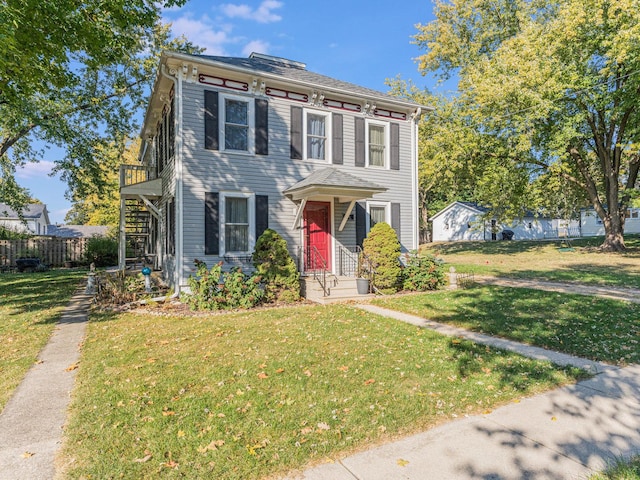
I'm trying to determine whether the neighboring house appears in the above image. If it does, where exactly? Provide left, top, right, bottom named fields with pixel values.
left=431, top=201, right=579, bottom=242
left=580, top=207, right=640, bottom=236
left=0, top=203, right=50, bottom=235
left=47, top=225, right=110, bottom=238
left=119, top=51, right=429, bottom=294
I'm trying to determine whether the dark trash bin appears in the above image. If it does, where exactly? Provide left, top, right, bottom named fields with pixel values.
left=501, top=230, right=514, bottom=240
left=16, top=257, right=47, bottom=273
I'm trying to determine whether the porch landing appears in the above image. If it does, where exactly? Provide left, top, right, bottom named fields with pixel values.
left=301, top=275, right=376, bottom=304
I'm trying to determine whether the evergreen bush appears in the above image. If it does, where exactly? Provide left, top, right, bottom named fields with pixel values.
left=362, top=222, right=402, bottom=294
left=252, top=228, right=300, bottom=303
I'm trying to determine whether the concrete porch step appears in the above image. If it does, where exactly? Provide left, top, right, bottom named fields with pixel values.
left=301, top=275, right=374, bottom=303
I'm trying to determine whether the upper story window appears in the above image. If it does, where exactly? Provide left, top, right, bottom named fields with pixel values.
left=205, top=90, right=268, bottom=156
left=304, top=110, right=331, bottom=161
left=221, top=95, right=254, bottom=153
left=366, top=120, right=389, bottom=168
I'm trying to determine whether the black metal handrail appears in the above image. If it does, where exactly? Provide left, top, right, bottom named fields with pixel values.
left=307, top=245, right=329, bottom=297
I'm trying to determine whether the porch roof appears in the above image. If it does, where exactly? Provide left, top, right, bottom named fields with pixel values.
left=283, top=168, right=387, bottom=202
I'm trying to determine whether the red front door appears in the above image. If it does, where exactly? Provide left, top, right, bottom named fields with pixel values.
left=304, top=202, right=331, bottom=271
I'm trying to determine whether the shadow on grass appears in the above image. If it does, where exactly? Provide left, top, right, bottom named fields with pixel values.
left=427, top=234, right=640, bottom=257
left=0, top=270, right=87, bottom=323
left=492, top=262, right=640, bottom=288
left=379, top=285, right=640, bottom=365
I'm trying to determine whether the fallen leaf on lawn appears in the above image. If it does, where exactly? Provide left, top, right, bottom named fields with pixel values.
left=482, top=367, right=492, bottom=374
left=317, top=422, right=330, bottom=431
left=146, top=358, right=156, bottom=363
left=35, top=360, right=44, bottom=365
left=303, top=370, right=312, bottom=377
left=162, top=460, right=178, bottom=469
left=65, top=363, right=79, bottom=372
left=338, top=365, right=349, bottom=372
left=257, top=372, right=268, bottom=379
left=177, top=430, right=186, bottom=438
left=162, top=410, right=176, bottom=416
left=198, top=439, right=225, bottom=453
left=275, top=368, right=285, bottom=374
left=364, top=378, right=375, bottom=385
left=259, top=363, right=267, bottom=368
left=21, top=452, right=34, bottom=458
left=397, top=458, right=409, bottom=467
left=133, top=454, right=152, bottom=463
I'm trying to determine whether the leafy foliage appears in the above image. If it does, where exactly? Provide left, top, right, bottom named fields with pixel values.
left=362, top=223, right=402, bottom=294
left=252, top=228, right=300, bottom=303
left=85, top=236, right=118, bottom=267
left=402, top=252, right=446, bottom=291
left=0, top=1, right=201, bottom=208
left=0, top=225, right=29, bottom=240
left=413, top=0, right=640, bottom=251
left=184, top=260, right=264, bottom=311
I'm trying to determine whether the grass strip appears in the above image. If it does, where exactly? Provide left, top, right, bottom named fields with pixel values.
left=61, top=304, right=584, bottom=479
left=0, top=270, right=86, bottom=411
left=373, top=286, right=640, bottom=365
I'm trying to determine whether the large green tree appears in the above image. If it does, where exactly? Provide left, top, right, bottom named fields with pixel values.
left=0, top=0, right=197, bottom=212
left=415, top=0, right=640, bottom=251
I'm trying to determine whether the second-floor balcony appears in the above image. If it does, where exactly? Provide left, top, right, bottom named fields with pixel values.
left=120, top=165, right=162, bottom=198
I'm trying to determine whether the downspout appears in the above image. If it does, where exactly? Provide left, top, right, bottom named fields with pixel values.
left=411, top=108, right=422, bottom=250
left=160, top=63, right=185, bottom=296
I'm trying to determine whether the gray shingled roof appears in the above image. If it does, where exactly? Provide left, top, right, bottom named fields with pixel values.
left=284, top=167, right=386, bottom=194
left=195, top=53, right=425, bottom=108
left=0, top=203, right=46, bottom=219
left=47, top=225, right=110, bottom=238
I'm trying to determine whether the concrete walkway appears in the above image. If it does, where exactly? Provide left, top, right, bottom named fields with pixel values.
left=0, top=290, right=91, bottom=480
left=283, top=282, right=640, bottom=480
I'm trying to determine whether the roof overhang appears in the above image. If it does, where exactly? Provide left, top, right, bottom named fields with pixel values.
left=283, top=167, right=387, bottom=203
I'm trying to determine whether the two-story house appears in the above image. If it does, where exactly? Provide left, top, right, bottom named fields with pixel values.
left=0, top=203, right=50, bottom=236
left=119, top=51, right=429, bottom=296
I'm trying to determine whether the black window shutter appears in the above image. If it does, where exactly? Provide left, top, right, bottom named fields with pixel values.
left=391, top=202, right=401, bottom=239
left=204, top=90, right=219, bottom=150
left=332, top=113, right=343, bottom=165
left=355, top=117, right=365, bottom=167
left=255, top=99, right=269, bottom=155
left=356, top=202, right=366, bottom=247
left=205, top=192, right=219, bottom=255
left=290, top=106, right=303, bottom=159
left=168, top=200, right=176, bottom=255
left=255, top=195, right=269, bottom=239
left=390, top=123, right=400, bottom=170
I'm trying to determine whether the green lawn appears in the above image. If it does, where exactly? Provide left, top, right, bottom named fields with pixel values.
left=59, top=305, right=584, bottom=479
left=373, top=286, right=640, bottom=365
left=423, top=235, right=640, bottom=288
left=0, top=270, right=86, bottom=411
left=590, top=456, right=640, bottom=480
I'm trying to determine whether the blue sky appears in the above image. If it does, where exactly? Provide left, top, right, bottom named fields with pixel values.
left=18, top=0, right=443, bottom=224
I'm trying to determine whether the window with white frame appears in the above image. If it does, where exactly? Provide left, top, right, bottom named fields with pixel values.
left=304, top=110, right=330, bottom=161
left=221, top=193, right=255, bottom=254
left=366, top=120, right=389, bottom=168
left=366, top=201, right=390, bottom=232
left=221, top=94, right=254, bottom=153
left=625, top=208, right=639, bottom=219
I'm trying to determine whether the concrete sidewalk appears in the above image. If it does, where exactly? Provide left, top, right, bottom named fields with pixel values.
left=282, top=304, right=640, bottom=480
left=0, top=290, right=91, bottom=480
left=284, top=365, right=640, bottom=480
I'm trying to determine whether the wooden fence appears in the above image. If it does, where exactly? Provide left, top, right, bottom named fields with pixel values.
left=0, top=238, right=89, bottom=268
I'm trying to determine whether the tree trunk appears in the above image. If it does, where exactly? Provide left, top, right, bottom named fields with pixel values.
left=600, top=214, right=626, bottom=252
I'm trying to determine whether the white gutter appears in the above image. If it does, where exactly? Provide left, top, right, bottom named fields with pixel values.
left=411, top=108, right=422, bottom=250
left=160, top=63, right=185, bottom=296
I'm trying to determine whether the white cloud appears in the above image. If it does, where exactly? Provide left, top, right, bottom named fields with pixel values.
left=220, top=1, right=283, bottom=23
left=16, top=161, right=55, bottom=180
left=168, top=15, right=235, bottom=55
left=242, top=40, right=270, bottom=56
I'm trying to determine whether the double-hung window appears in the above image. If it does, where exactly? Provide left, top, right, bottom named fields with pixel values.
left=221, top=94, right=254, bottom=153
left=304, top=110, right=330, bottom=161
left=221, top=193, right=255, bottom=254
left=366, top=201, right=390, bottom=232
left=366, top=120, right=389, bottom=168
